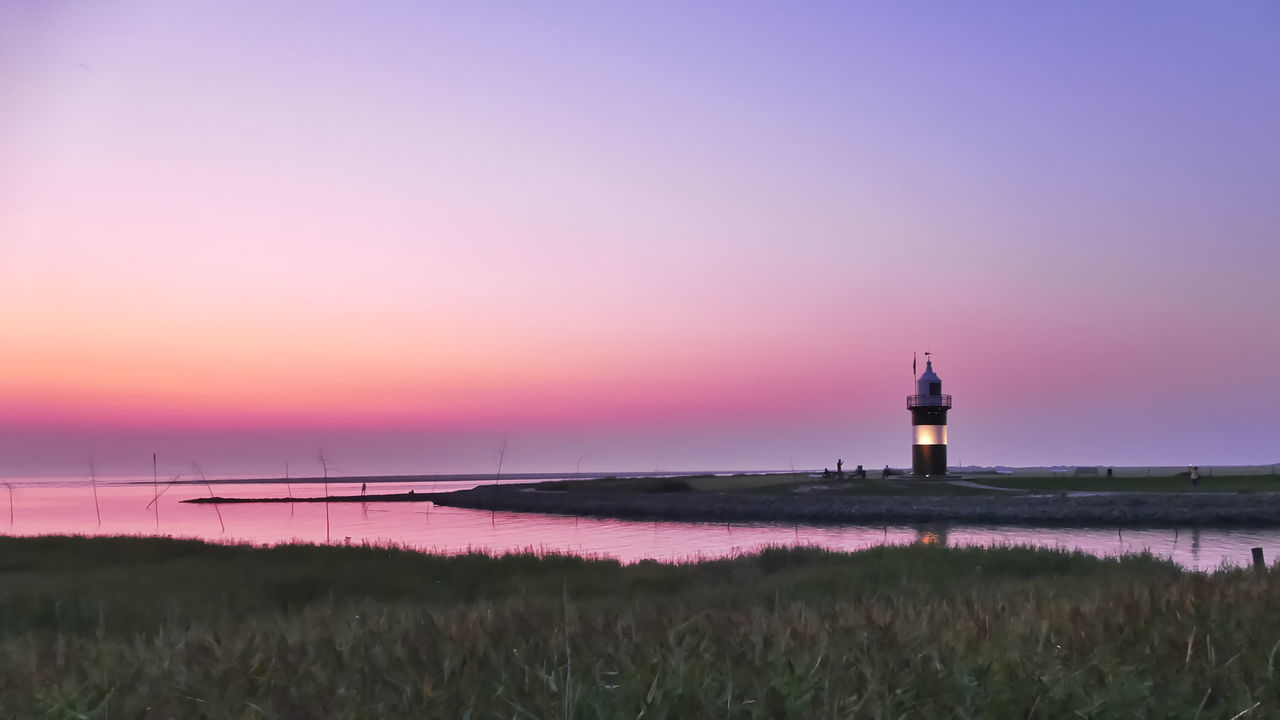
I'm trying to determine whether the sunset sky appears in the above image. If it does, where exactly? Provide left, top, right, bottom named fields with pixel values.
left=2, top=2, right=1278, bottom=477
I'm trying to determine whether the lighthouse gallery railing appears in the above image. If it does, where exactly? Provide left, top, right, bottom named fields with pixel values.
left=907, top=394, right=952, bottom=409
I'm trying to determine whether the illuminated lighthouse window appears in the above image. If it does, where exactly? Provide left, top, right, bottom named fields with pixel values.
left=913, top=425, right=948, bottom=445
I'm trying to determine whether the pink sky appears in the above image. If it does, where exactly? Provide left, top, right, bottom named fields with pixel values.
left=2, top=2, right=1278, bottom=477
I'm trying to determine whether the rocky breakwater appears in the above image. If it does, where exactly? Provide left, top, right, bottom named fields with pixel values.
left=431, top=485, right=1280, bottom=528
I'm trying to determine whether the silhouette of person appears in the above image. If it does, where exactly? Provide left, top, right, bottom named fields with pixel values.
left=361, top=482, right=367, bottom=495
left=836, top=459, right=843, bottom=478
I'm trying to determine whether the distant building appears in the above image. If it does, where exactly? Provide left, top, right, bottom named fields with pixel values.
left=908, top=356, right=951, bottom=477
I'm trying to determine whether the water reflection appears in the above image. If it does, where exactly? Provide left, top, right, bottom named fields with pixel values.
left=914, top=526, right=949, bottom=546
left=0, top=477, right=1273, bottom=571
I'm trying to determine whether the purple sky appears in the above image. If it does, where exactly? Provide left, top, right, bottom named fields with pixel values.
left=1, top=2, right=1278, bottom=477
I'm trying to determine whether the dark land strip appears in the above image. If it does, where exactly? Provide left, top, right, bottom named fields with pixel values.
left=189, top=483, right=1280, bottom=527
left=186, top=492, right=433, bottom=503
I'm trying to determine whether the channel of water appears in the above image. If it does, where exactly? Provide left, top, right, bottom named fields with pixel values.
left=0, top=477, right=1275, bottom=570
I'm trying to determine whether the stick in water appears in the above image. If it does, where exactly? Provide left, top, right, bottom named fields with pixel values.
left=193, top=463, right=225, bottom=533
left=89, top=462, right=102, bottom=526
left=152, top=452, right=159, bottom=527
left=145, top=475, right=182, bottom=509
left=286, top=460, right=294, bottom=518
left=318, top=449, right=331, bottom=543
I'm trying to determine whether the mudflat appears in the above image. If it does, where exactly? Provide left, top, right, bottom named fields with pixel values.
left=429, top=481, right=1280, bottom=527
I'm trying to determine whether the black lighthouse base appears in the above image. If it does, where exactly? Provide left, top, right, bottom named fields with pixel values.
left=912, top=444, right=947, bottom=477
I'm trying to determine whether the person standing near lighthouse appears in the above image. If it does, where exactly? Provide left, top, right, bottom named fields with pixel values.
left=908, top=353, right=952, bottom=477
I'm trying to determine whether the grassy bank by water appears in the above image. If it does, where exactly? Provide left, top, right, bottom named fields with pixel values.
left=987, top=474, right=1280, bottom=493
left=2, top=536, right=1280, bottom=718
left=435, top=481, right=1280, bottom=526
left=533, top=472, right=1280, bottom=496
left=534, top=473, right=995, bottom=496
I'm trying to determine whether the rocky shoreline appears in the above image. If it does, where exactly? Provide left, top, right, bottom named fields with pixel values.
left=427, top=484, right=1280, bottom=528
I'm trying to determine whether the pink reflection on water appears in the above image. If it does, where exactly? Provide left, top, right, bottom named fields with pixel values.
left=0, top=477, right=1275, bottom=570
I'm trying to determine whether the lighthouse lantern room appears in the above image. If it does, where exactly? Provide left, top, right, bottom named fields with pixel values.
left=907, top=354, right=951, bottom=477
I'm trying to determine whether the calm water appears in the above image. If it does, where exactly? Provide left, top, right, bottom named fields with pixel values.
left=0, top=476, right=1275, bottom=570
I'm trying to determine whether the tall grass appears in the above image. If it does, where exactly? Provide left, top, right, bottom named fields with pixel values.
left=0, top=537, right=1276, bottom=718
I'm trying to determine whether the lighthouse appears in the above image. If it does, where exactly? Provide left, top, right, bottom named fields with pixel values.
left=908, top=354, right=951, bottom=477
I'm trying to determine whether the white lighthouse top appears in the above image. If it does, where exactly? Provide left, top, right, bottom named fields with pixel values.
left=916, top=359, right=942, bottom=396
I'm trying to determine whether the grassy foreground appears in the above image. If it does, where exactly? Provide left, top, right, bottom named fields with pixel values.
left=1, top=538, right=1278, bottom=718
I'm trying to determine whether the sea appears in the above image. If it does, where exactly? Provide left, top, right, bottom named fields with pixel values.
left=0, top=474, right=1276, bottom=571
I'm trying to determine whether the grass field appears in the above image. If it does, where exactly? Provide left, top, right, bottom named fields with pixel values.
left=3, top=536, right=1280, bottom=717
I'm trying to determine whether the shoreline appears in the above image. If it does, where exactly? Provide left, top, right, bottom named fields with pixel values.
left=185, top=492, right=437, bottom=504
left=191, top=483, right=1280, bottom=528
left=434, top=483, right=1280, bottom=528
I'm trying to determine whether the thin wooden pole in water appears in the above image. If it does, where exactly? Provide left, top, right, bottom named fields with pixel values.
left=495, top=436, right=508, bottom=485
left=206, top=485, right=224, bottom=532
left=319, top=450, right=330, bottom=543
left=4, top=483, right=13, bottom=525
left=90, top=462, right=102, bottom=526
left=286, top=461, right=294, bottom=518
left=195, top=463, right=225, bottom=533
left=1253, top=547, right=1266, bottom=572
left=145, top=480, right=170, bottom=510
left=152, top=453, right=159, bottom=527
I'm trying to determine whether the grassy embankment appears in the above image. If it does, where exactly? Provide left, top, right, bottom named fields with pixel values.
left=987, top=474, right=1280, bottom=493
left=3, top=536, right=1280, bottom=718
left=538, top=472, right=1280, bottom=496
